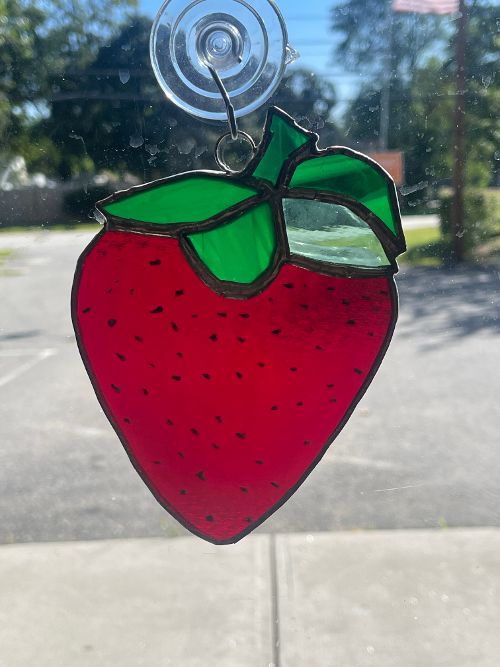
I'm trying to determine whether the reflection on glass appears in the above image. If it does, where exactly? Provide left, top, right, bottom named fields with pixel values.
left=283, top=198, right=390, bottom=268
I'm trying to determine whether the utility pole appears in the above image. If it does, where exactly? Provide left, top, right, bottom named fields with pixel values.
left=379, top=2, right=393, bottom=150
left=451, top=0, right=467, bottom=262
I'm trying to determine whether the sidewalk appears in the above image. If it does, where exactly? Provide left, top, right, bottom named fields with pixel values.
left=1, top=529, right=499, bottom=667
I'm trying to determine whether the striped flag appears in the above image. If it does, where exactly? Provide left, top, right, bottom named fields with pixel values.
left=392, top=0, right=459, bottom=14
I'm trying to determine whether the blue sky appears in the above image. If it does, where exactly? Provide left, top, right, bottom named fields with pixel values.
left=138, top=0, right=359, bottom=115
left=139, top=0, right=336, bottom=70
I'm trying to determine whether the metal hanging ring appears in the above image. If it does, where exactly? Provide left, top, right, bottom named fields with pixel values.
left=215, top=131, right=256, bottom=173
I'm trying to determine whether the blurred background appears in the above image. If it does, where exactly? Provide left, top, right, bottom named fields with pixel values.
left=0, top=0, right=498, bottom=264
left=0, top=3, right=499, bottom=665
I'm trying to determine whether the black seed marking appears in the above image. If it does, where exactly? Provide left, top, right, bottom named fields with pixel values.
left=134, top=336, right=143, bottom=343
left=283, top=283, right=294, bottom=289
left=304, top=440, right=311, bottom=446
left=171, top=321, right=179, bottom=332
left=166, top=419, right=174, bottom=426
left=256, top=460, right=264, bottom=465
left=236, top=433, right=246, bottom=440
left=327, top=384, right=335, bottom=389
left=209, top=334, right=218, bottom=342
left=257, top=362, right=266, bottom=368
left=206, top=515, right=214, bottom=522
left=142, top=388, right=149, bottom=396
left=362, top=295, right=371, bottom=301
left=215, top=416, right=223, bottom=424
left=191, top=314, right=198, bottom=319
left=111, top=384, right=120, bottom=393
left=297, top=402, right=304, bottom=407
left=368, top=331, right=375, bottom=337
left=236, top=372, right=243, bottom=379
left=153, top=460, right=161, bottom=465
left=116, top=353, right=126, bottom=362
left=330, top=398, right=337, bottom=403
left=300, top=304, right=309, bottom=310
left=176, top=352, right=183, bottom=358
left=290, top=367, right=298, bottom=372
left=175, top=289, right=184, bottom=297
left=271, top=482, right=280, bottom=489
left=196, top=471, right=205, bottom=481
left=347, top=320, right=356, bottom=326
left=271, top=406, right=279, bottom=411
left=83, top=307, right=91, bottom=314
left=108, top=319, right=117, bottom=328
left=379, top=289, right=389, bottom=295
left=106, top=288, right=113, bottom=294
left=268, top=297, right=274, bottom=303
left=191, top=428, right=199, bottom=436
left=315, top=345, right=324, bottom=351
left=217, top=312, right=228, bottom=318
left=245, top=517, right=252, bottom=523
left=114, top=280, right=119, bottom=284
left=149, top=259, right=161, bottom=266
left=202, top=373, right=211, bottom=380
left=151, top=306, right=163, bottom=314
left=178, top=452, right=185, bottom=459
left=327, top=286, right=336, bottom=292
left=212, top=443, right=220, bottom=450
left=342, top=299, right=350, bottom=306
left=239, top=313, right=250, bottom=319
left=354, top=368, right=364, bottom=375
left=272, top=329, right=281, bottom=336
left=130, top=289, right=135, bottom=296
left=237, top=337, right=246, bottom=344
left=172, top=375, right=182, bottom=382
left=149, top=363, right=156, bottom=368
left=240, top=487, right=248, bottom=493
left=124, top=418, right=131, bottom=424
left=180, top=489, right=187, bottom=495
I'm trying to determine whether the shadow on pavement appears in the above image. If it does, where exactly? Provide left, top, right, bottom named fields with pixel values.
left=396, top=266, right=500, bottom=346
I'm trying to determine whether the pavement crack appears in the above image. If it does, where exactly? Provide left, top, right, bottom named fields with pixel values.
left=269, top=534, right=281, bottom=667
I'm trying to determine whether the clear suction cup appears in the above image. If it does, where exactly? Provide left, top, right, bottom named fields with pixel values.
left=150, top=0, right=295, bottom=121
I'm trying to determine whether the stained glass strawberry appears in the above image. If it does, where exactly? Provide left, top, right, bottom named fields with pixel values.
left=72, top=108, right=406, bottom=544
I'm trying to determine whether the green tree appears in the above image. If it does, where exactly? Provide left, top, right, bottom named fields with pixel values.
left=332, top=0, right=498, bottom=198
left=331, top=0, right=445, bottom=83
left=1, top=0, right=137, bottom=169
left=0, top=1, right=46, bottom=149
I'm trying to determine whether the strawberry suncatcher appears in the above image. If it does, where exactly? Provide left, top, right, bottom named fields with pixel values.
left=72, top=108, right=406, bottom=544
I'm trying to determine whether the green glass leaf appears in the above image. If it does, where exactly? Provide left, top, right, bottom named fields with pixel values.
left=186, top=203, right=276, bottom=284
left=283, top=198, right=390, bottom=269
left=252, top=111, right=312, bottom=186
left=289, top=153, right=399, bottom=236
left=101, top=174, right=259, bottom=225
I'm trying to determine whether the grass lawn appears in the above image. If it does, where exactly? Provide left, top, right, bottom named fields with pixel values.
left=0, top=223, right=101, bottom=234
left=400, top=226, right=444, bottom=266
left=0, top=249, right=12, bottom=264
left=0, top=249, right=13, bottom=273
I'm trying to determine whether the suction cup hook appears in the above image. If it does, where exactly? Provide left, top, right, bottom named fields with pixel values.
left=150, top=0, right=299, bottom=122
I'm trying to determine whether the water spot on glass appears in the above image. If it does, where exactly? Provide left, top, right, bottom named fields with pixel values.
left=145, top=143, right=159, bottom=156
left=194, top=144, right=208, bottom=159
left=119, top=69, right=130, bottom=84
left=129, top=134, right=144, bottom=148
left=177, top=137, right=196, bottom=155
